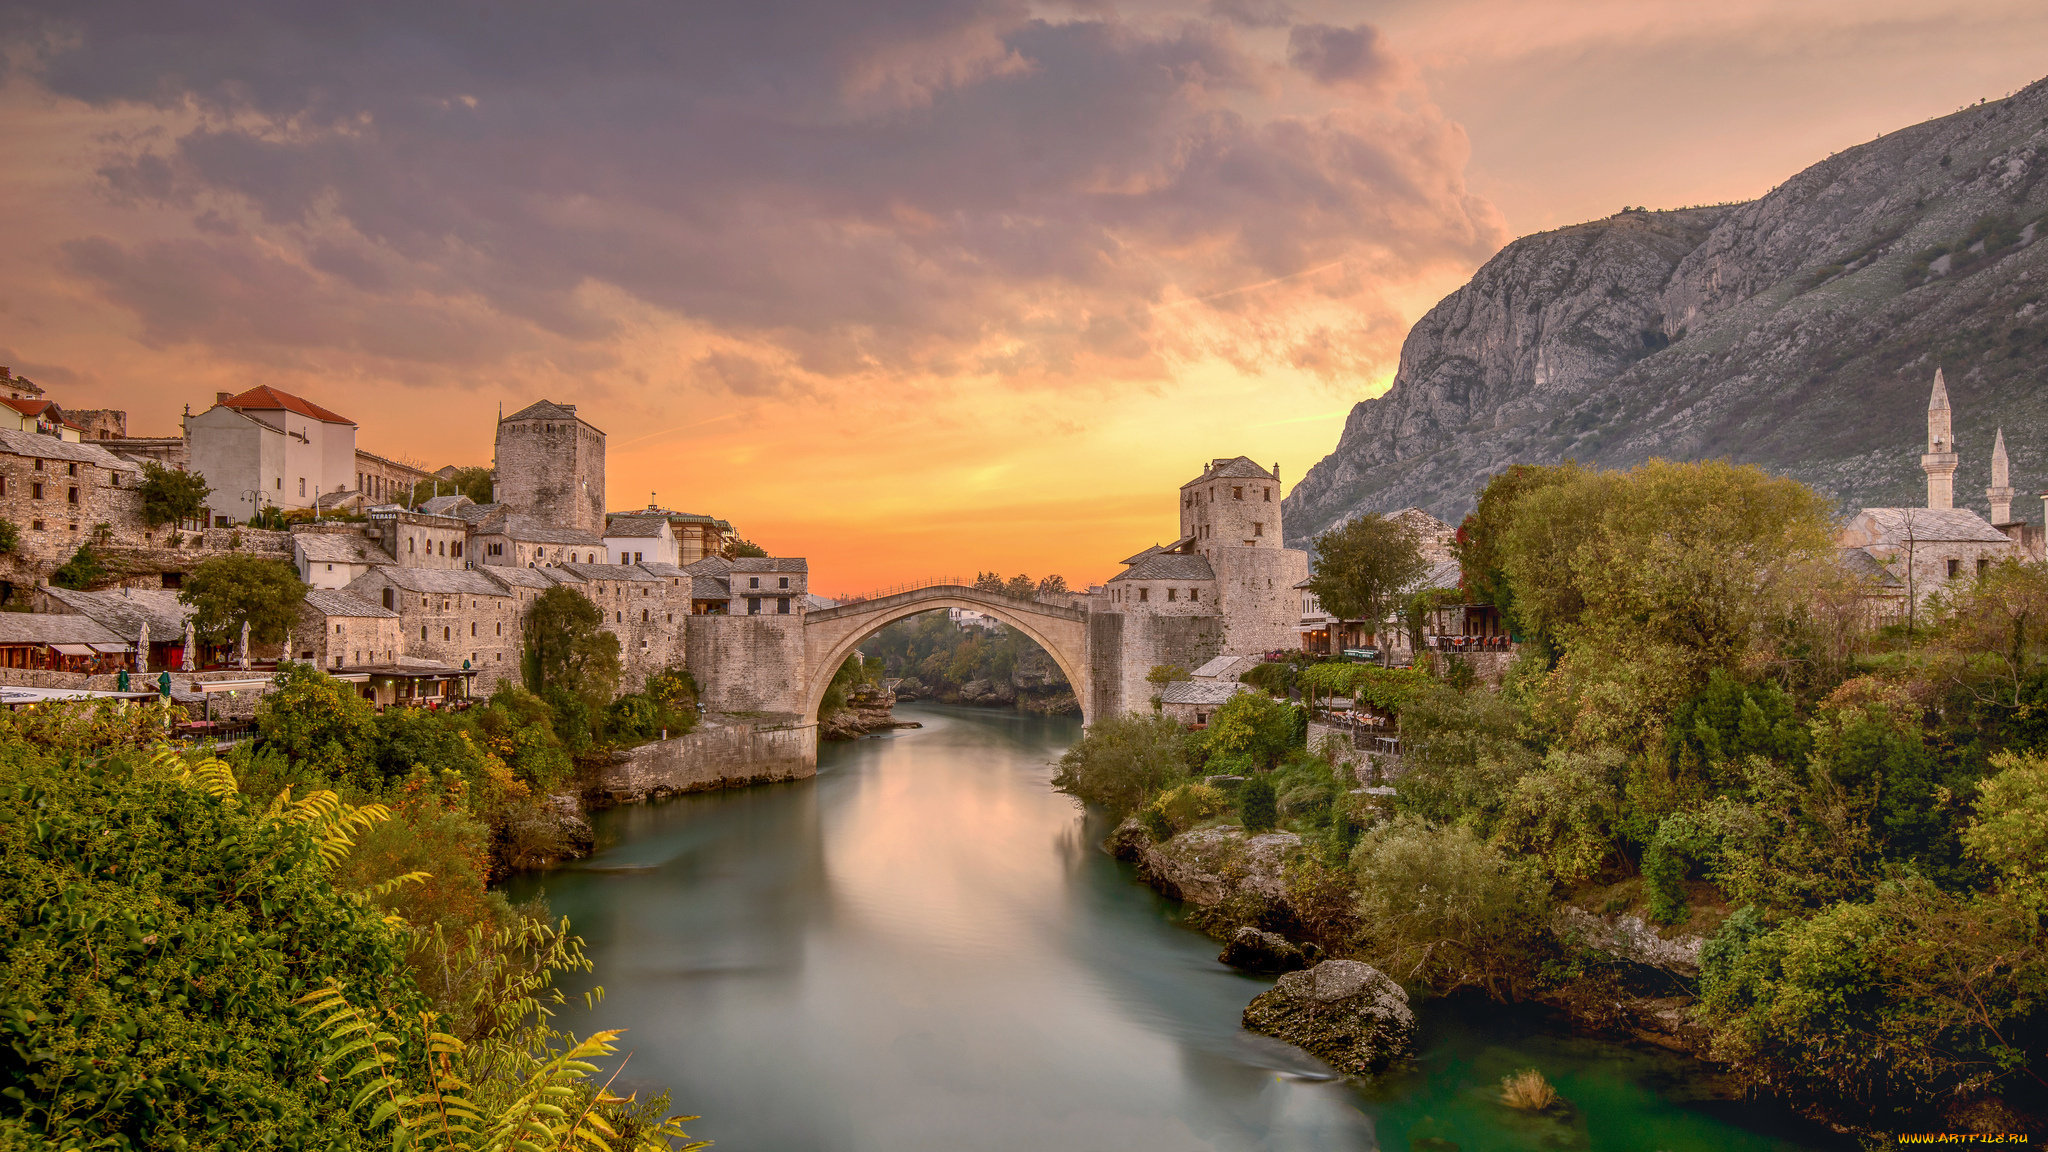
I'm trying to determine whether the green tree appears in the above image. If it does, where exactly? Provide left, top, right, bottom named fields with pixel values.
left=1962, top=750, right=2048, bottom=912
left=1351, top=816, right=1553, bottom=998
left=1454, top=463, right=1581, bottom=640
left=180, top=554, right=306, bottom=646
left=256, top=662, right=379, bottom=777
left=1305, top=515, right=1429, bottom=657
left=972, top=571, right=1006, bottom=593
left=49, top=545, right=108, bottom=590
left=725, top=538, right=768, bottom=559
left=1002, top=574, right=1035, bottom=599
left=1203, top=690, right=1302, bottom=770
left=139, top=460, right=213, bottom=528
left=1036, top=574, right=1069, bottom=596
left=1236, top=774, right=1278, bottom=832
left=0, top=516, right=16, bottom=554
left=1050, top=712, right=1192, bottom=818
left=406, top=465, right=494, bottom=507
left=522, top=586, right=621, bottom=710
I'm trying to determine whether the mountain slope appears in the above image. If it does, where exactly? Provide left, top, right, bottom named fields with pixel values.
left=1285, top=77, right=2048, bottom=544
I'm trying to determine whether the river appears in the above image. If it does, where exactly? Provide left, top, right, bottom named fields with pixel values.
left=503, top=702, right=1848, bottom=1152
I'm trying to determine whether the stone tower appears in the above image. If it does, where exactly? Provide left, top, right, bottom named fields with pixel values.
left=494, top=400, right=606, bottom=532
left=1989, top=427, right=2015, bottom=525
left=1923, top=368, right=1957, bottom=510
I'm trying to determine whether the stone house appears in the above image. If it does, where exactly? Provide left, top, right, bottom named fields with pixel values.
left=625, top=507, right=734, bottom=563
left=0, top=429, right=146, bottom=563
left=602, top=513, right=677, bottom=567
left=368, top=508, right=471, bottom=568
left=34, top=586, right=195, bottom=670
left=729, top=557, right=808, bottom=616
left=1158, top=678, right=1252, bottom=727
left=342, top=566, right=525, bottom=692
left=472, top=509, right=605, bottom=568
left=0, top=614, right=131, bottom=673
left=187, top=386, right=357, bottom=519
left=558, top=562, right=691, bottom=688
left=292, top=526, right=388, bottom=589
left=1, top=398, right=87, bottom=441
left=355, top=449, right=432, bottom=506
left=295, top=588, right=404, bottom=670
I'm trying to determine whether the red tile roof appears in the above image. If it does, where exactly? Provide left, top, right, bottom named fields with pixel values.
left=219, top=385, right=354, bottom=426
left=1, top=398, right=53, bottom=419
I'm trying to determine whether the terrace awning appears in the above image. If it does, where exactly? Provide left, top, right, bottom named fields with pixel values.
left=50, top=644, right=96, bottom=656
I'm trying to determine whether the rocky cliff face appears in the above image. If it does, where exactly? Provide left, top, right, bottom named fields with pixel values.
left=1286, top=76, right=2048, bottom=541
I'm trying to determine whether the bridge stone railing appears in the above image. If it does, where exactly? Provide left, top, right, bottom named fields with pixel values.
left=806, top=583, right=1088, bottom=624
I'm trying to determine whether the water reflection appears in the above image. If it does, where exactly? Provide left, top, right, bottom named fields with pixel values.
left=501, top=704, right=1842, bottom=1152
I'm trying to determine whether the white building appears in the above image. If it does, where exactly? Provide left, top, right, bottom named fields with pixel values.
left=603, top=513, right=679, bottom=567
left=187, top=386, right=357, bottom=521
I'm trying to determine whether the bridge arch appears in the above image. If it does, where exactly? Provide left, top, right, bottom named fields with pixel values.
left=801, top=585, right=1092, bottom=726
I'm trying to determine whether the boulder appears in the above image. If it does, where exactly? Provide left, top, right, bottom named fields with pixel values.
left=1103, top=818, right=1299, bottom=910
left=1242, top=960, right=1414, bottom=1076
left=1219, top=927, right=1307, bottom=974
left=1552, top=906, right=1705, bottom=976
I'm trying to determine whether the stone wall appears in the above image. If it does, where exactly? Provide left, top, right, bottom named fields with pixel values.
left=685, top=613, right=806, bottom=712
left=1212, top=546, right=1310, bottom=654
left=494, top=410, right=605, bottom=534
left=1096, top=610, right=1224, bottom=721
left=588, top=712, right=818, bottom=803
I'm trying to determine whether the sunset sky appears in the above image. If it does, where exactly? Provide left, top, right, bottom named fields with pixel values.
left=2, top=1, right=2045, bottom=595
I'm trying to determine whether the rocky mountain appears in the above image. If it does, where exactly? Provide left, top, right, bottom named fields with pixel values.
left=1285, top=76, right=2048, bottom=544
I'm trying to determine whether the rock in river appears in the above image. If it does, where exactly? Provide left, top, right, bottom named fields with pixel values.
left=1219, top=927, right=1308, bottom=974
left=1105, top=817, right=1299, bottom=909
left=1242, top=960, right=1414, bottom=1076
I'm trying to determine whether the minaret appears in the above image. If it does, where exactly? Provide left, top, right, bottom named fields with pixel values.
left=1923, top=368, right=1957, bottom=510
left=1988, top=428, right=2015, bottom=524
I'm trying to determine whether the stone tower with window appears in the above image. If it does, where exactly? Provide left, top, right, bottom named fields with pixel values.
left=493, top=400, right=606, bottom=533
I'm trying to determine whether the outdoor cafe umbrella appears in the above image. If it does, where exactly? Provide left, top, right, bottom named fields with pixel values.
left=239, top=620, right=250, bottom=671
left=183, top=618, right=196, bottom=671
left=135, top=620, right=149, bottom=675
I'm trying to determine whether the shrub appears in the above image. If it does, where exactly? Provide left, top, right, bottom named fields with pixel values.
left=255, top=663, right=379, bottom=779
left=1204, top=691, right=1304, bottom=769
left=1050, top=712, right=1190, bottom=818
left=180, top=554, right=306, bottom=646
left=1351, top=816, right=1552, bottom=998
left=1145, top=783, right=1229, bottom=837
left=49, top=545, right=108, bottom=590
left=0, top=516, right=18, bottom=554
left=1237, top=774, right=1278, bottom=832
left=1500, top=1068, right=1558, bottom=1111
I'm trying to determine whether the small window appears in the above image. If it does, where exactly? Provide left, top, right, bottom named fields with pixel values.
left=299, top=478, right=306, bottom=497
left=1167, top=588, right=1178, bottom=602
left=496, top=622, right=502, bottom=635
left=1264, top=488, right=1271, bottom=502
left=421, top=626, right=428, bottom=640
left=67, top=486, right=79, bottom=504
left=1233, top=486, right=1242, bottom=500
left=31, top=520, right=43, bottom=531
left=1139, top=587, right=1150, bottom=602
left=470, top=622, right=477, bottom=637
left=1948, top=558, right=1961, bottom=579
left=1190, top=589, right=1199, bottom=602
left=276, top=477, right=282, bottom=489
left=748, top=596, right=762, bottom=614
left=778, top=597, right=790, bottom=614
left=1977, top=557, right=1990, bottom=576
left=33, top=459, right=43, bottom=471
left=749, top=577, right=760, bottom=589
left=642, top=608, right=649, bottom=622
left=409, top=538, right=415, bottom=553
left=383, top=588, right=395, bottom=610
left=31, top=482, right=42, bottom=500
left=443, top=626, right=451, bottom=641
left=334, top=624, right=342, bottom=634
left=779, top=577, right=789, bottom=589
left=67, top=462, right=77, bottom=476
left=1253, top=522, right=1263, bottom=537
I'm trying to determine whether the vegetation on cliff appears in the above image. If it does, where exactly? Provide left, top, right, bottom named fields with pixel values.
left=0, top=690, right=702, bottom=1149
left=864, top=606, right=1073, bottom=709
left=1063, top=457, right=2048, bottom=1132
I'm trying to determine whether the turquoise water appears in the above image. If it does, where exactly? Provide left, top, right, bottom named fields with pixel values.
left=501, top=703, right=1847, bottom=1152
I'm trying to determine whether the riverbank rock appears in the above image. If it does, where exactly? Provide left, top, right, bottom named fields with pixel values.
left=1552, top=906, right=1705, bottom=976
left=1104, top=818, right=1299, bottom=908
left=822, top=690, right=919, bottom=741
left=1242, top=960, right=1414, bottom=1076
left=1017, top=690, right=1080, bottom=715
left=956, top=678, right=1018, bottom=705
left=495, top=793, right=596, bottom=874
left=1219, top=927, right=1308, bottom=974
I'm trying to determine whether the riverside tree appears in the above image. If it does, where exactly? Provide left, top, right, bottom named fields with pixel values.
left=522, top=585, right=622, bottom=711
left=180, top=554, right=307, bottom=647
left=1305, top=514, right=1429, bottom=658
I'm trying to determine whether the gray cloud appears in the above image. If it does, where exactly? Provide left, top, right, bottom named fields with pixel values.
left=1286, top=22, right=1399, bottom=92
left=1206, top=0, right=1295, bottom=29
left=5, top=2, right=1499, bottom=384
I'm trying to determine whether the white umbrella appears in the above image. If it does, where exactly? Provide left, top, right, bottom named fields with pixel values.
left=135, top=620, right=149, bottom=675
left=183, top=619, right=196, bottom=671
left=239, top=620, right=250, bottom=671
left=282, top=627, right=294, bottom=667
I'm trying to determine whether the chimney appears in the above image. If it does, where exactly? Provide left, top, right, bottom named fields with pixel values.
left=216, top=392, right=232, bottom=406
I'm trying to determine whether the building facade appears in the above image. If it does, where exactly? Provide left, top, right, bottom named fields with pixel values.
left=187, top=386, right=358, bottom=519
left=495, top=400, right=606, bottom=535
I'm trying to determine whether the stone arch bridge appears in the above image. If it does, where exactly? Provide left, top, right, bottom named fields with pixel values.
left=802, top=584, right=1092, bottom=725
